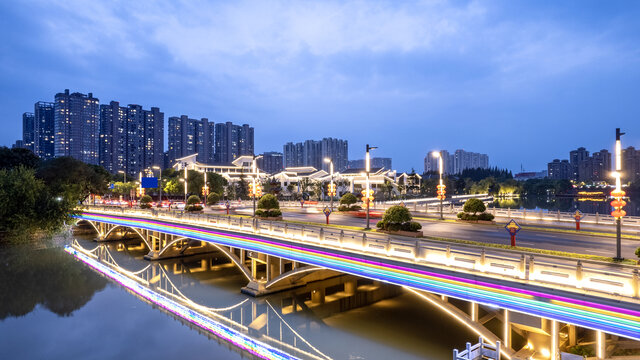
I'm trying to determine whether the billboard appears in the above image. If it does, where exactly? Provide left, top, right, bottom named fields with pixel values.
left=141, top=177, right=158, bottom=189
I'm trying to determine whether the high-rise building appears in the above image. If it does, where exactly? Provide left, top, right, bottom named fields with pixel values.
left=167, top=115, right=214, bottom=165
left=547, top=159, right=572, bottom=180
left=257, top=152, right=283, bottom=174
left=424, top=150, right=454, bottom=174
left=453, top=149, right=489, bottom=174
left=100, top=101, right=164, bottom=175
left=214, top=122, right=254, bottom=164
left=350, top=157, right=392, bottom=170
left=623, top=146, right=640, bottom=183
left=22, top=112, right=35, bottom=152
left=569, top=147, right=589, bottom=181
left=283, top=137, right=348, bottom=171
left=283, top=142, right=304, bottom=168
left=54, top=89, right=100, bottom=164
left=321, top=137, right=348, bottom=172
left=34, top=102, right=55, bottom=160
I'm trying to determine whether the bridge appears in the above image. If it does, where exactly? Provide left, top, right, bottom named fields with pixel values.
left=73, top=206, right=640, bottom=357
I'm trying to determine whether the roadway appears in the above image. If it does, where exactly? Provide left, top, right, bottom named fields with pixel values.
left=211, top=207, right=640, bottom=259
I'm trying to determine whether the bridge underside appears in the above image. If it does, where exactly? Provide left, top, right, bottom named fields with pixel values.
left=76, top=219, right=340, bottom=296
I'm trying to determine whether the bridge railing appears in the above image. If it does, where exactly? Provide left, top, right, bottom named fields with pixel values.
left=79, top=205, right=640, bottom=302
left=481, top=206, right=640, bottom=228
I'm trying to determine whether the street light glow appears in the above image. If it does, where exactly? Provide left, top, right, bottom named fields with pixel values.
left=432, top=151, right=441, bottom=158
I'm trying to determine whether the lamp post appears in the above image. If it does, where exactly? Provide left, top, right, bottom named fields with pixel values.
left=252, top=155, right=263, bottom=217
left=152, top=166, right=162, bottom=205
left=179, top=178, right=186, bottom=203
left=611, top=128, right=626, bottom=261
left=365, top=144, right=377, bottom=230
left=432, top=151, right=444, bottom=220
left=117, top=170, right=126, bottom=201
left=324, top=157, right=334, bottom=211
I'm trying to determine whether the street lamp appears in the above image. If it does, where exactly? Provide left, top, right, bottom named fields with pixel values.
left=152, top=166, right=162, bottom=205
left=432, top=151, right=444, bottom=220
left=611, top=128, right=626, bottom=261
left=324, top=157, right=334, bottom=211
left=179, top=178, right=186, bottom=203
left=365, top=144, right=377, bottom=230
left=251, top=155, right=263, bottom=217
left=117, top=170, right=126, bottom=200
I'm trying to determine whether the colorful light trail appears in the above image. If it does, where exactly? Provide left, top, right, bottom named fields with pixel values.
left=75, top=212, right=640, bottom=340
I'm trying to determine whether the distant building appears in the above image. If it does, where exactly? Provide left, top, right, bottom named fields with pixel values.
left=514, top=171, right=547, bottom=181
left=167, top=115, right=214, bottom=166
left=349, top=157, right=392, bottom=170
left=283, top=137, right=348, bottom=171
left=11, top=140, right=24, bottom=149
left=54, top=89, right=100, bottom=164
left=424, top=150, right=454, bottom=174
left=100, top=101, right=164, bottom=175
left=454, top=149, right=489, bottom=174
left=623, top=146, right=640, bottom=183
left=22, top=112, right=35, bottom=152
left=214, top=122, right=254, bottom=164
left=569, top=147, right=589, bottom=181
left=547, top=159, right=572, bottom=180
left=560, top=147, right=612, bottom=182
left=257, top=151, right=283, bottom=174
left=34, top=101, right=55, bottom=160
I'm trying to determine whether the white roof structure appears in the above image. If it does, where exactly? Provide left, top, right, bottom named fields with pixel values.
left=172, top=154, right=268, bottom=182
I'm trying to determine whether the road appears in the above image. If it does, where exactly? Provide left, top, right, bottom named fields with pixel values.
left=214, top=207, right=640, bottom=259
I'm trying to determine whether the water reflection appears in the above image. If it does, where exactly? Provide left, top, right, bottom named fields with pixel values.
left=491, top=195, right=639, bottom=216
left=70, top=238, right=478, bottom=359
left=0, top=243, right=107, bottom=319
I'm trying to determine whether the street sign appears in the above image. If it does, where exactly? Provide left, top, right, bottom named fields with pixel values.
left=109, top=183, right=115, bottom=189
left=300, top=199, right=305, bottom=208
left=141, top=177, right=158, bottom=188
left=504, top=219, right=521, bottom=247
left=323, top=206, right=332, bottom=224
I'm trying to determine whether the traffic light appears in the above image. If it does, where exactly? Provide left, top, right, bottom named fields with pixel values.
left=436, top=184, right=446, bottom=200
left=360, top=189, right=374, bottom=203
left=327, top=183, right=337, bottom=196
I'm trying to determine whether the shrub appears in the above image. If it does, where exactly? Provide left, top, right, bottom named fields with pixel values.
left=463, top=198, right=486, bottom=215
left=186, top=205, right=203, bottom=212
left=377, top=205, right=421, bottom=232
left=340, top=193, right=358, bottom=206
left=139, top=195, right=152, bottom=209
left=206, top=192, right=220, bottom=205
left=349, top=205, right=362, bottom=211
left=187, top=195, right=201, bottom=205
left=457, top=212, right=464, bottom=219
left=635, top=247, right=640, bottom=259
left=478, top=213, right=495, bottom=221
left=257, top=194, right=279, bottom=210
left=255, top=208, right=282, bottom=218
left=338, top=205, right=349, bottom=212
left=382, top=205, right=412, bottom=224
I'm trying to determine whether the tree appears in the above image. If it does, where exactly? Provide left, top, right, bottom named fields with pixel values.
left=185, top=195, right=202, bottom=212
left=257, top=194, right=279, bottom=210
left=0, top=147, right=40, bottom=170
left=463, top=198, right=486, bottom=215
left=206, top=173, right=227, bottom=195
left=376, top=205, right=421, bottom=232
left=256, top=194, right=282, bottom=218
left=164, top=178, right=183, bottom=195
left=312, top=180, right=323, bottom=200
left=36, top=157, right=109, bottom=204
left=380, top=179, right=395, bottom=200
left=299, top=178, right=311, bottom=195
left=206, top=192, right=220, bottom=205
left=139, top=195, right=152, bottom=209
left=237, top=177, right=248, bottom=199
left=0, top=167, right=75, bottom=239
left=186, top=170, right=204, bottom=195
left=340, top=193, right=357, bottom=206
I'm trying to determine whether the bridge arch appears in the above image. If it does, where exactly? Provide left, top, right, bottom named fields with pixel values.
left=265, top=266, right=324, bottom=289
left=103, top=225, right=152, bottom=249
left=76, top=219, right=101, bottom=236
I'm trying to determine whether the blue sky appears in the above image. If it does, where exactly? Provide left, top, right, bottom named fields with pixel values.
left=1, top=0, right=640, bottom=172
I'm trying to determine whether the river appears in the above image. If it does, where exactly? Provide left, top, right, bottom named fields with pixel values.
left=0, top=233, right=480, bottom=359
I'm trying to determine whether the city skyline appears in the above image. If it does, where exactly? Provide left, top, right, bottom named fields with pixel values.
left=2, top=1, right=640, bottom=172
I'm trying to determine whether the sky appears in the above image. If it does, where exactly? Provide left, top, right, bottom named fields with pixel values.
left=1, top=0, right=640, bottom=172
